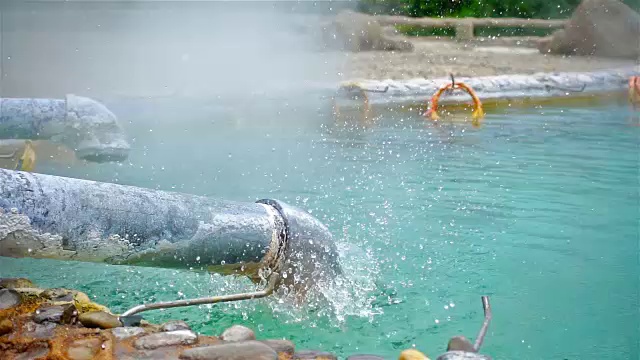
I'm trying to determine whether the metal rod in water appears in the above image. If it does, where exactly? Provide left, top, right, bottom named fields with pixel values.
left=473, top=296, right=492, bottom=352
left=120, top=272, right=280, bottom=317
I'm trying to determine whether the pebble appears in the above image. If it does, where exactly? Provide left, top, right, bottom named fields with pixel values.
left=399, top=349, right=430, bottom=360
left=293, top=350, right=338, bottom=360
left=78, top=311, right=122, bottom=329
left=436, top=352, right=491, bottom=360
left=180, top=341, right=277, bottom=360
left=0, top=277, right=36, bottom=289
left=111, top=326, right=146, bottom=340
left=221, top=325, right=256, bottom=342
left=346, top=355, right=385, bottom=360
left=446, top=336, right=474, bottom=352
left=0, top=319, right=13, bottom=336
left=0, top=288, right=21, bottom=309
left=134, top=329, right=198, bottom=350
left=160, top=320, right=191, bottom=332
left=261, top=339, right=295, bottom=356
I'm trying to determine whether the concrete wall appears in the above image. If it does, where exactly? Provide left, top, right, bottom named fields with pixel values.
left=0, top=1, right=346, bottom=100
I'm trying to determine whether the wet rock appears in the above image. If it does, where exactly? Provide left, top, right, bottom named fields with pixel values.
left=447, top=336, right=475, bottom=352
left=436, top=352, right=491, bottom=360
left=78, top=310, right=122, bottom=329
left=293, top=350, right=337, bottom=360
left=261, top=339, right=295, bottom=357
left=346, top=355, right=385, bottom=360
left=134, top=329, right=197, bottom=350
left=0, top=318, right=13, bottom=336
left=111, top=326, right=146, bottom=340
left=67, top=337, right=103, bottom=360
left=0, top=288, right=21, bottom=309
left=161, top=320, right=191, bottom=332
left=180, top=341, right=277, bottom=360
left=399, top=349, right=430, bottom=360
left=13, top=343, right=50, bottom=360
left=220, top=325, right=256, bottom=342
left=0, top=277, right=35, bottom=289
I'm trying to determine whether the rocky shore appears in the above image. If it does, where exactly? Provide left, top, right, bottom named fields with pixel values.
left=0, top=278, right=489, bottom=360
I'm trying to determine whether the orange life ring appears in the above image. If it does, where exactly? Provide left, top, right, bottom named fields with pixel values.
left=629, top=76, right=640, bottom=108
left=425, top=81, right=484, bottom=126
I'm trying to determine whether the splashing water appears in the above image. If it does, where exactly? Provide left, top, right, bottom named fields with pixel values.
left=2, top=101, right=638, bottom=359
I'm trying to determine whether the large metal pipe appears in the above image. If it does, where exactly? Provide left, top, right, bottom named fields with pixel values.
left=0, top=95, right=130, bottom=162
left=0, top=169, right=341, bottom=292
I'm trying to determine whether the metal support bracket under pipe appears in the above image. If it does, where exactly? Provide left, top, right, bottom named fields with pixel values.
left=0, top=169, right=341, bottom=293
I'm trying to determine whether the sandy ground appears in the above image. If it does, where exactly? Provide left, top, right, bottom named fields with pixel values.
left=343, top=37, right=637, bottom=81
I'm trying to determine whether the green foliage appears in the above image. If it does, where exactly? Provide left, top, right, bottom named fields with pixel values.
left=358, top=0, right=639, bottom=19
left=395, top=24, right=456, bottom=37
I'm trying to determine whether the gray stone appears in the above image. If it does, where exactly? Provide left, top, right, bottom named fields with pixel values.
left=447, top=336, right=475, bottom=352
left=14, top=343, right=50, bottom=360
left=294, top=350, right=338, bottom=360
left=34, top=305, right=65, bottom=324
left=111, top=326, right=146, bottom=340
left=436, top=351, right=492, bottom=360
left=346, top=355, right=385, bottom=360
left=260, top=339, right=295, bottom=356
left=220, top=325, right=256, bottom=342
left=0, top=277, right=36, bottom=289
left=134, top=330, right=198, bottom=350
left=33, top=303, right=77, bottom=324
left=180, top=341, right=277, bottom=360
left=160, top=320, right=191, bottom=332
left=0, top=288, right=21, bottom=309
left=42, top=288, right=75, bottom=302
left=78, top=311, right=122, bottom=329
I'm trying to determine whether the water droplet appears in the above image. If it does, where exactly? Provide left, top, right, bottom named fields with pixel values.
left=196, top=256, right=200, bottom=261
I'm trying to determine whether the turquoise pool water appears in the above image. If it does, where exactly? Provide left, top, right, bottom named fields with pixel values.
left=2, top=100, right=638, bottom=359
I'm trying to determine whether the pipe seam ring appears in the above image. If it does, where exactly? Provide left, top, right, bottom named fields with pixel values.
left=256, top=199, right=288, bottom=279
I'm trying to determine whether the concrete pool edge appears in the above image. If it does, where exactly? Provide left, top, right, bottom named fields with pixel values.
left=335, top=66, right=640, bottom=110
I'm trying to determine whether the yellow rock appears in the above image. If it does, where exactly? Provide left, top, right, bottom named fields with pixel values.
left=73, top=291, right=110, bottom=314
left=399, top=349, right=430, bottom=360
